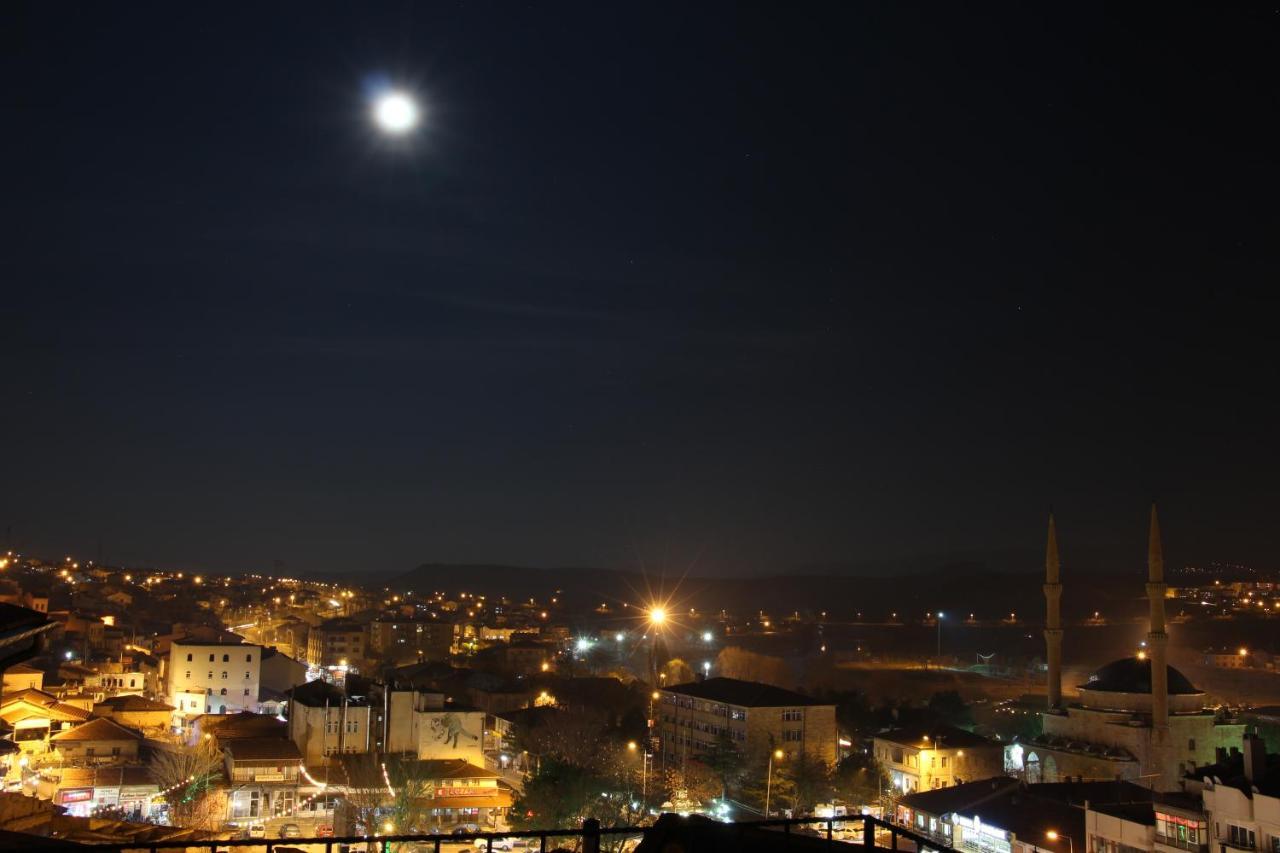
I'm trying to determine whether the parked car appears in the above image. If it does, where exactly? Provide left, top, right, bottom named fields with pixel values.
left=316, top=824, right=334, bottom=837
left=279, top=823, right=302, bottom=838
left=473, top=838, right=525, bottom=850
left=248, top=824, right=267, bottom=838
left=452, top=824, right=482, bottom=836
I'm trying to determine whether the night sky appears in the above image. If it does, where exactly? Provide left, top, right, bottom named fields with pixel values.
left=4, top=3, right=1277, bottom=576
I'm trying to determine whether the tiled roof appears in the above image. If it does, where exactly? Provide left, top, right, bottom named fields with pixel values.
left=223, top=737, right=303, bottom=762
left=873, top=724, right=1000, bottom=750
left=0, top=687, right=59, bottom=707
left=662, top=677, right=827, bottom=708
left=51, top=717, right=142, bottom=742
left=194, top=711, right=285, bottom=736
left=0, top=689, right=93, bottom=722
left=95, top=695, right=174, bottom=713
left=330, top=755, right=496, bottom=781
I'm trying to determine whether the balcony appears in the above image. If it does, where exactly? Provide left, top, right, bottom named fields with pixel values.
left=1156, top=836, right=1208, bottom=853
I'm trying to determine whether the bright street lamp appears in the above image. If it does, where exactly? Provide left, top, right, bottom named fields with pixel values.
left=1047, top=830, right=1073, bottom=853
left=765, top=749, right=785, bottom=817
left=373, top=91, right=419, bottom=134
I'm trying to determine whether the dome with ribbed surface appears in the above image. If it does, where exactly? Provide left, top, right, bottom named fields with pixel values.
left=1081, top=656, right=1199, bottom=695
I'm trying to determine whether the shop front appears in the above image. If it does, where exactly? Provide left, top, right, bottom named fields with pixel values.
left=428, top=784, right=513, bottom=829
left=57, top=786, right=95, bottom=817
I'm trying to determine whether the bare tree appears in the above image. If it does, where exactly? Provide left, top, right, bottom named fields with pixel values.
left=148, top=737, right=226, bottom=831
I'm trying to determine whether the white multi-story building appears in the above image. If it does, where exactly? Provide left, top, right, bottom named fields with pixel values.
left=167, top=641, right=262, bottom=719
left=286, top=680, right=373, bottom=766
left=1197, top=735, right=1280, bottom=853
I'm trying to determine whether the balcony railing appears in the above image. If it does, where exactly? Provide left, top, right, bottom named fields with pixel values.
left=27, top=812, right=953, bottom=852
left=1156, top=834, right=1208, bottom=853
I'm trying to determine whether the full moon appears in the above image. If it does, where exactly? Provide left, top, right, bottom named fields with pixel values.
left=373, top=92, right=419, bottom=134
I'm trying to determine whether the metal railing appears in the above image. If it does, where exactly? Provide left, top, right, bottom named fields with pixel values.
left=33, top=813, right=951, bottom=853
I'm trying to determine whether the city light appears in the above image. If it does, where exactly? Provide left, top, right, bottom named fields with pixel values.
left=648, top=606, right=667, bottom=625
left=702, top=631, right=713, bottom=642
left=373, top=91, right=419, bottom=134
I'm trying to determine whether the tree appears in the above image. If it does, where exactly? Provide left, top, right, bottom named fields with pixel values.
left=926, top=691, right=973, bottom=729
left=511, top=758, right=636, bottom=830
left=832, top=751, right=889, bottom=808
left=698, top=732, right=746, bottom=798
left=660, top=658, right=694, bottom=686
left=148, top=737, right=225, bottom=831
left=779, top=751, right=832, bottom=814
left=514, top=708, right=613, bottom=773
left=672, top=759, right=721, bottom=804
left=714, top=647, right=794, bottom=687
left=335, top=752, right=389, bottom=838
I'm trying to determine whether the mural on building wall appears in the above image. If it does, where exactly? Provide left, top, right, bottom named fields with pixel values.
left=419, top=711, right=483, bottom=764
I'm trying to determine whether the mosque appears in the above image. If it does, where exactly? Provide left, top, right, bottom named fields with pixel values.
left=1008, top=507, right=1244, bottom=791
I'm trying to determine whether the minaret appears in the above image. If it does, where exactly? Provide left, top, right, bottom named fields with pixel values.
left=1043, top=513, right=1064, bottom=710
left=1146, top=504, right=1170, bottom=739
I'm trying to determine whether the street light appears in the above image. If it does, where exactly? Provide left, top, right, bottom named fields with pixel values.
left=628, top=740, right=652, bottom=810
left=647, top=606, right=668, bottom=688
left=1047, top=830, right=1073, bottom=853
left=765, top=749, right=784, bottom=817
left=936, top=611, right=945, bottom=658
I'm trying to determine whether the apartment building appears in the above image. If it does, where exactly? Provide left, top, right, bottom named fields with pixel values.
left=305, top=619, right=366, bottom=668
left=657, top=677, right=837, bottom=764
left=368, top=617, right=454, bottom=663
left=285, top=679, right=373, bottom=766
left=872, top=724, right=1004, bottom=794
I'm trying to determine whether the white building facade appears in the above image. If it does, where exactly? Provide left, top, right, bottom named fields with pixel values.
left=167, top=641, right=262, bottom=719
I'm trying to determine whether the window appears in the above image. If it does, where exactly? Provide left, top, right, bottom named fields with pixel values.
left=783, top=729, right=803, bottom=742
left=220, top=688, right=227, bottom=696
left=245, top=671, right=250, bottom=679
left=208, top=672, right=213, bottom=679
left=782, top=709, right=803, bottom=721
left=86, top=747, right=96, bottom=756
left=246, top=654, right=252, bottom=662
left=111, top=746, right=121, bottom=756
left=186, top=653, right=193, bottom=662
left=941, top=756, right=949, bottom=768
left=185, top=671, right=191, bottom=679
left=129, top=678, right=135, bottom=687
left=1227, top=826, right=1255, bottom=850
left=1188, top=738, right=1196, bottom=751
left=244, top=688, right=250, bottom=696
left=209, top=654, right=215, bottom=662
left=223, top=654, right=229, bottom=662
left=222, top=672, right=228, bottom=679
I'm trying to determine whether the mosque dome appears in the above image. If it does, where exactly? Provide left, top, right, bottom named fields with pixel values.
left=1081, top=656, right=1200, bottom=695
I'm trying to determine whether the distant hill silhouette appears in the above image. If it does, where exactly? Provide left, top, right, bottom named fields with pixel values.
left=390, top=558, right=1153, bottom=622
